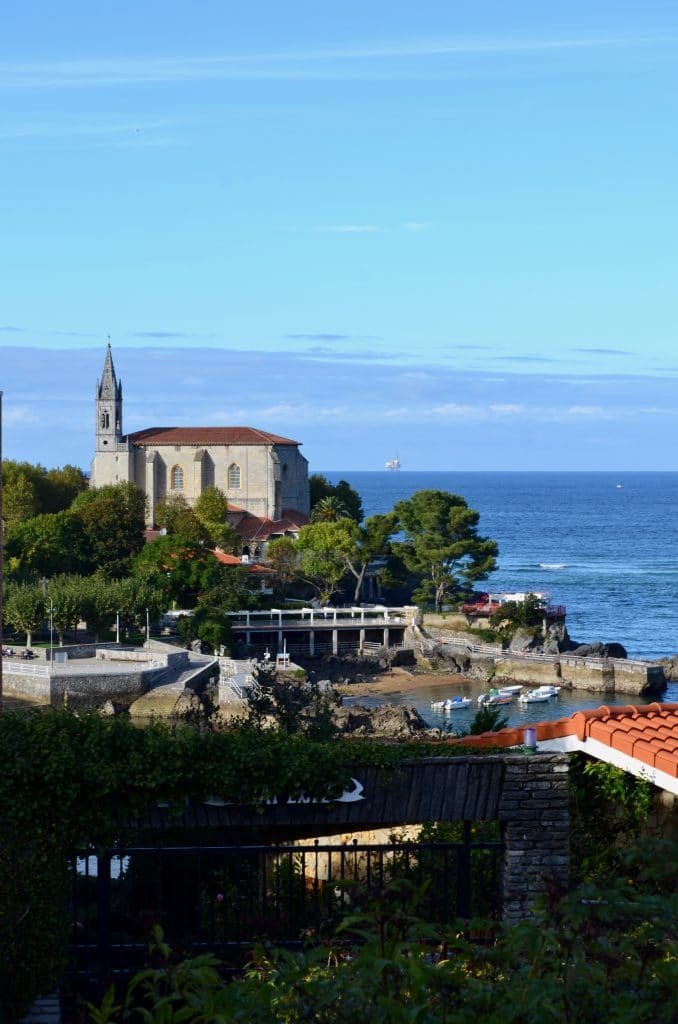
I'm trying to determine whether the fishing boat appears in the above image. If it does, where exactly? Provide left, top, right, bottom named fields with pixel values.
left=477, top=688, right=513, bottom=706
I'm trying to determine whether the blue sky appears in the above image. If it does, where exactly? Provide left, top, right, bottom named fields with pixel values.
left=2, top=1, right=678, bottom=471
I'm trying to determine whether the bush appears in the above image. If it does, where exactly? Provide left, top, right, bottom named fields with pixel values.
left=90, top=845, right=678, bottom=1024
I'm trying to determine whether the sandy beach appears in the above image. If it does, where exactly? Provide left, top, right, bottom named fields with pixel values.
left=334, top=667, right=468, bottom=701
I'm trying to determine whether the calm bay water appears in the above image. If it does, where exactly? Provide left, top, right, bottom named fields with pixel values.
left=326, top=471, right=678, bottom=723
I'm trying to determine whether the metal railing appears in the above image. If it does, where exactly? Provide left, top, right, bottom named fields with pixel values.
left=1, top=660, right=50, bottom=677
left=68, top=832, right=503, bottom=981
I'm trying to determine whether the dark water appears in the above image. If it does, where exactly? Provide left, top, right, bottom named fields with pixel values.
left=325, top=471, right=678, bottom=721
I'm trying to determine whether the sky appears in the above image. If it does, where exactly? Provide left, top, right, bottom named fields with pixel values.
left=2, top=0, right=678, bottom=472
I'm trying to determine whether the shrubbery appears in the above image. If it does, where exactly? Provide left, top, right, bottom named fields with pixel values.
left=90, top=846, right=678, bottom=1024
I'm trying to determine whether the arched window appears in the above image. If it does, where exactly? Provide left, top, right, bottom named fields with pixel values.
left=101, top=411, right=109, bottom=430
left=170, top=465, right=184, bottom=491
left=228, top=463, right=241, bottom=489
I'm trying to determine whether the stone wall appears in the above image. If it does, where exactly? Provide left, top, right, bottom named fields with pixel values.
left=498, top=754, right=570, bottom=924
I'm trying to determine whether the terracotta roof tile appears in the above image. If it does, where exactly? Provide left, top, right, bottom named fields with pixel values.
left=455, top=702, right=678, bottom=787
left=126, top=426, right=301, bottom=447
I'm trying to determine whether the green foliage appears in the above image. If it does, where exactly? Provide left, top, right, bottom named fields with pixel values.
left=295, top=520, right=357, bottom=604
left=3, top=581, right=45, bottom=646
left=569, top=753, right=654, bottom=882
left=246, top=662, right=339, bottom=740
left=194, top=485, right=229, bottom=527
left=468, top=704, right=510, bottom=735
left=265, top=537, right=298, bottom=599
left=154, top=495, right=213, bottom=544
left=310, top=474, right=364, bottom=523
left=176, top=605, right=232, bottom=654
left=133, top=535, right=247, bottom=609
left=393, top=490, right=498, bottom=611
left=4, top=510, right=89, bottom=578
left=71, top=482, right=147, bottom=577
left=489, top=594, right=545, bottom=642
left=91, top=843, right=678, bottom=1024
left=0, top=460, right=87, bottom=530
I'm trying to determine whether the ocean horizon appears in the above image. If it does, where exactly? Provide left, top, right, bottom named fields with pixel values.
left=323, top=470, right=678, bottom=664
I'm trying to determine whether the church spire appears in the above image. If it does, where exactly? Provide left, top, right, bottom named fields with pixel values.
left=95, top=340, right=123, bottom=445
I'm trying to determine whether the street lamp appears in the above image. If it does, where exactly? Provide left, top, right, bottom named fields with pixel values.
left=115, top=610, right=120, bottom=645
left=48, top=599, right=55, bottom=664
left=145, top=607, right=150, bottom=647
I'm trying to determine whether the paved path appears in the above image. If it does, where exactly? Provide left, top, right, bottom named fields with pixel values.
left=128, top=653, right=216, bottom=717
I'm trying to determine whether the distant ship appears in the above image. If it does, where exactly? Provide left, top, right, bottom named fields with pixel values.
left=385, top=453, right=401, bottom=471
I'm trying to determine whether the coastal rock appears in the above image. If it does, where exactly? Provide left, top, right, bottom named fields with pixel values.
left=333, top=703, right=427, bottom=739
left=175, top=688, right=203, bottom=716
left=509, top=628, right=539, bottom=654
left=570, top=642, right=627, bottom=659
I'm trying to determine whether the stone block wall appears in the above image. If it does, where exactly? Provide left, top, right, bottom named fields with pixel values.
left=498, top=754, right=570, bottom=923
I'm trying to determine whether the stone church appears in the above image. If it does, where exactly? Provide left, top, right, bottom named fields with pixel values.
left=90, top=344, right=310, bottom=544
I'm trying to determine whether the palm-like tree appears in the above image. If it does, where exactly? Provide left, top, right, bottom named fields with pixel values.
left=310, top=496, right=350, bottom=523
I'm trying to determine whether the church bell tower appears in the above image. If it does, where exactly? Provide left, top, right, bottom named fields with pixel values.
left=95, top=341, right=123, bottom=451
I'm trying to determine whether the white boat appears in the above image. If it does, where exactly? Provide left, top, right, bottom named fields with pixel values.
left=385, top=453, right=401, bottom=471
left=431, top=696, right=472, bottom=711
left=478, top=688, right=513, bottom=706
left=518, top=685, right=561, bottom=704
left=444, top=696, right=473, bottom=711
left=497, top=685, right=522, bottom=696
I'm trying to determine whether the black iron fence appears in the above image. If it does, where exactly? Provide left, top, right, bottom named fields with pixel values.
left=68, top=830, right=503, bottom=982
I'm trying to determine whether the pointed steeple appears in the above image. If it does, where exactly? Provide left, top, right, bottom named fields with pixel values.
left=97, top=339, right=122, bottom=401
left=95, top=339, right=123, bottom=445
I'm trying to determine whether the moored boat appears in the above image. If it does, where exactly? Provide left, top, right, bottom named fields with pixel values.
left=478, top=688, right=514, bottom=706
left=518, top=685, right=561, bottom=704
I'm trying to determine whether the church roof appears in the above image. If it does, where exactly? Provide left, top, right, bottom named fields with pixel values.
left=125, top=426, right=301, bottom=447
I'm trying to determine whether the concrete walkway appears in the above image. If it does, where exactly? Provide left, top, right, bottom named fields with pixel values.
left=127, top=653, right=216, bottom=717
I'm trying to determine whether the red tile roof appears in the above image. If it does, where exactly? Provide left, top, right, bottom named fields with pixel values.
left=211, top=549, right=271, bottom=575
left=235, top=509, right=309, bottom=542
left=453, top=702, right=678, bottom=787
left=126, top=426, right=301, bottom=446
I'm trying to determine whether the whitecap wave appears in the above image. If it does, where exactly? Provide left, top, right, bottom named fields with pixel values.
left=539, top=563, right=568, bottom=569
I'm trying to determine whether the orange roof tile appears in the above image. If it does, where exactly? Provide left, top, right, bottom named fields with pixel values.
left=211, top=549, right=271, bottom=575
left=452, top=702, right=678, bottom=788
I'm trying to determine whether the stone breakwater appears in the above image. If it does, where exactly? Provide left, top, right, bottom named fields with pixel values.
left=420, top=633, right=666, bottom=699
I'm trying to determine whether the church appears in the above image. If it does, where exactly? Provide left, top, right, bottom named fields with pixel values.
left=90, top=344, right=310, bottom=547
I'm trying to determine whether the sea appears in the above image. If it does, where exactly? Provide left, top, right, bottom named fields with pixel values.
left=324, top=471, right=678, bottom=727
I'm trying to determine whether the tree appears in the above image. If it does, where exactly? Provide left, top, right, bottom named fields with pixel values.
left=393, top=490, right=498, bottom=611
left=4, top=511, right=88, bottom=578
left=266, top=537, right=298, bottom=600
left=154, top=494, right=190, bottom=533
left=176, top=605, right=232, bottom=654
left=45, top=576, right=82, bottom=646
left=310, top=474, right=363, bottom=523
left=295, top=521, right=356, bottom=604
left=194, top=486, right=229, bottom=526
left=42, top=465, right=88, bottom=512
left=3, top=583, right=45, bottom=648
left=2, top=472, right=38, bottom=530
left=246, top=661, right=338, bottom=739
left=71, top=482, right=147, bottom=577
left=134, top=536, right=235, bottom=606
left=311, top=495, right=351, bottom=522
left=341, top=513, right=397, bottom=602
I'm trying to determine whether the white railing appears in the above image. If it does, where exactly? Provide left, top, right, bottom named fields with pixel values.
left=439, top=636, right=651, bottom=672
left=3, top=661, right=50, bottom=677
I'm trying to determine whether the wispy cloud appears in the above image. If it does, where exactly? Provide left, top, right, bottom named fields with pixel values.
left=0, top=117, right=180, bottom=143
left=2, top=32, right=674, bottom=89
left=308, top=224, right=382, bottom=233
left=573, top=347, right=631, bottom=356
left=131, top=331, right=192, bottom=339
left=286, top=333, right=351, bottom=342
left=0, top=325, right=24, bottom=333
